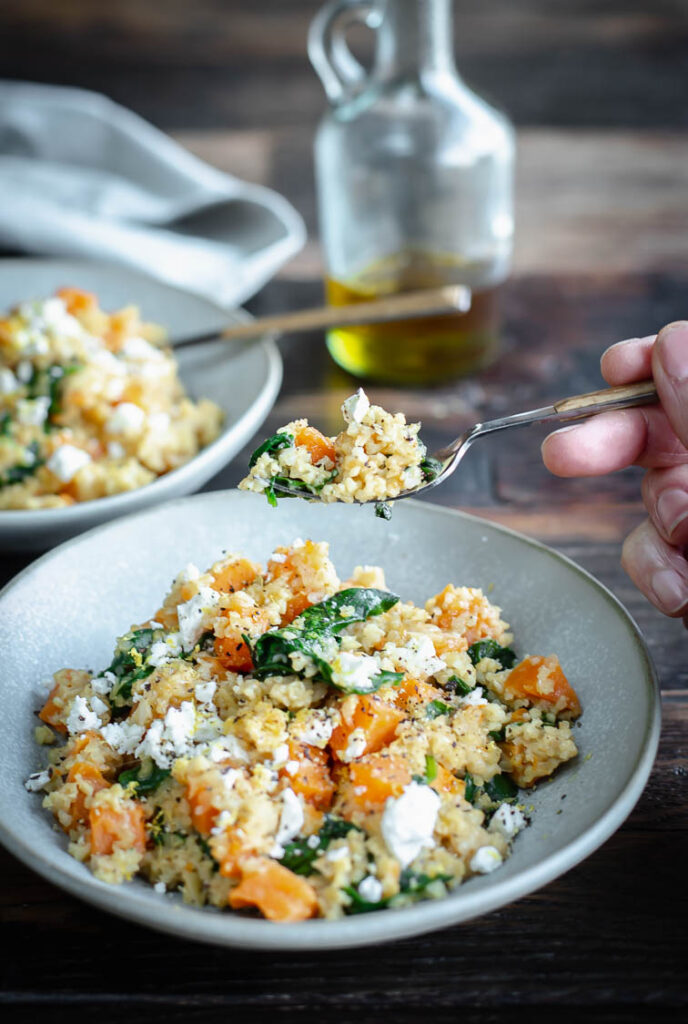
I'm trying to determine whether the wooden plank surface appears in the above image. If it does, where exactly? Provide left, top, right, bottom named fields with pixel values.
left=1, top=0, right=687, bottom=132
left=176, top=128, right=688, bottom=278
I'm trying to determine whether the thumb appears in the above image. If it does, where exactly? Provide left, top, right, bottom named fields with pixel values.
left=652, top=321, right=688, bottom=450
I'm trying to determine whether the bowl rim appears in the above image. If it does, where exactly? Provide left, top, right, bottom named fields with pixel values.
left=0, top=258, right=282, bottom=529
left=0, top=492, right=662, bottom=949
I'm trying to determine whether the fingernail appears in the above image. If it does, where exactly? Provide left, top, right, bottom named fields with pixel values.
left=650, top=568, right=688, bottom=614
left=656, top=489, right=688, bottom=538
left=657, top=322, right=688, bottom=381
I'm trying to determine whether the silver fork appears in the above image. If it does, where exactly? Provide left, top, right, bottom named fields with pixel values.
left=272, top=379, right=658, bottom=503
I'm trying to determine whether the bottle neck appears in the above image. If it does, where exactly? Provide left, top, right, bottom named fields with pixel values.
left=373, top=0, right=457, bottom=81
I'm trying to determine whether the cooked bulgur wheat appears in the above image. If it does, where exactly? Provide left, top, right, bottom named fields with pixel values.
left=239, top=388, right=430, bottom=507
left=0, top=288, right=223, bottom=509
left=28, top=539, right=581, bottom=922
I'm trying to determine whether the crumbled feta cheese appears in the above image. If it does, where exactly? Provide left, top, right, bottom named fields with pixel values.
left=211, top=809, right=236, bottom=835
left=177, top=562, right=201, bottom=584
left=221, top=767, right=240, bottom=795
left=176, top=586, right=220, bottom=650
left=342, top=388, right=370, bottom=424
left=90, top=671, right=117, bottom=696
left=470, top=845, right=503, bottom=874
left=90, top=695, right=109, bottom=718
left=381, top=782, right=440, bottom=867
left=270, top=788, right=305, bottom=857
left=194, top=680, right=217, bottom=704
left=24, top=769, right=51, bottom=792
left=330, top=651, right=380, bottom=694
left=135, top=701, right=196, bottom=768
left=106, top=441, right=126, bottom=459
left=154, top=881, right=167, bottom=894
left=271, top=743, right=289, bottom=766
left=147, top=411, right=170, bottom=433
left=18, top=298, right=84, bottom=342
left=90, top=349, right=127, bottom=376
left=66, top=695, right=102, bottom=734
left=383, top=635, right=445, bottom=679
left=121, top=336, right=164, bottom=362
left=207, top=734, right=249, bottom=764
left=193, top=710, right=224, bottom=742
left=270, top=551, right=287, bottom=564
left=100, top=720, right=145, bottom=755
left=358, top=875, right=383, bottom=903
left=105, top=402, right=146, bottom=435
left=284, top=760, right=299, bottom=776
left=326, top=845, right=349, bottom=863
left=293, top=710, right=335, bottom=747
left=459, top=686, right=488, bottom=708
left=489, top=802, right=527, bottom=839
left=307, top=834, right=321, bottom=850
left=46, top=444, right=92, bottom=483
left=0, top=366, right=18, bottom=393
left=16, top=396, right=51, bottom=426
left=16, top=360, right=33, bottom=383
left=343, top=727, right=367, bottom=762
left=148, top=632, right=183, bottom=667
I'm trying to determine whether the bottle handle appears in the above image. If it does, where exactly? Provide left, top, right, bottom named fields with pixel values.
left=308, top=0, right=382, bottom=105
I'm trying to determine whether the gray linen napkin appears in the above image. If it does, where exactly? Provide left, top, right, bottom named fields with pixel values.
left=0, top=81, right=305, bottom=307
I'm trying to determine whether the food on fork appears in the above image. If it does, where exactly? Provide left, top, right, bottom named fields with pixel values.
left=28, top=538, right=581, bottom=921
left=239, top=388, right=440, bottom=515
left=0, top=288, right=223, bottom=509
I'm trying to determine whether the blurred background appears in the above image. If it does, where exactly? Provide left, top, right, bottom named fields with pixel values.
left=1, top=0, right=686, bottom=283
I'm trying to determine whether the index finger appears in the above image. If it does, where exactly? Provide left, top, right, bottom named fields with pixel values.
left=600, top=335, right=656, bottom=385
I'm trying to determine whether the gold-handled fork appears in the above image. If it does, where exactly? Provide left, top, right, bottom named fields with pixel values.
left=271, top=379, right=659, bottom=503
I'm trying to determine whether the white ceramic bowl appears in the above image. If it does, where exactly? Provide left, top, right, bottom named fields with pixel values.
left=0, top=491, right=660, bottom=949
left=0, top=258, right=281, bottom=550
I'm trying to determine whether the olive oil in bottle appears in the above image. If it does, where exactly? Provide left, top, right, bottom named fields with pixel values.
left=325, top=251, right=500, bottom=385
left=310, top=0, right=514, bottom=385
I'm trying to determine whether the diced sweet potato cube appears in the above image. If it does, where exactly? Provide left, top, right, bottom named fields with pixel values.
left=229, top=859, right=318, bottom=921
left=330, top=694, right=404, bottom=761
left=393, top=677, right=445, bottom=711
left=56, top=287, right=97, bottom=316
left=214, top=632, right=254, bottom=673
left=186, top=777, right=221, bottom=836
left=503, top=655, right=581, bottom=717
left=429, top=763, right=464, bottom=797
left=89, top=799, right=146, bottom=856
left=346, top=753, right=412, bottom=813
left=280, top=741, right=335, bottom=810
left=294, top=426, right=336, bottom=466
left=211, top=558, right=261, bottom=595
left=65, top=762, right=109, bottom=829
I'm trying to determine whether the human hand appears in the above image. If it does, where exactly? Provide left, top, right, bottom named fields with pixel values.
left=542, top=321, right=688, bottom=621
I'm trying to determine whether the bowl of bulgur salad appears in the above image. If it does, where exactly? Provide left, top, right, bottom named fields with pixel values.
left=0, top=258, right=281, bottom=550
left=0, top=491, right=660, bottom=949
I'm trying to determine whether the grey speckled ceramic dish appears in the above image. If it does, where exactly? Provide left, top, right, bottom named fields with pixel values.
left=0, top=259, right=281, bottom=551
left=0, top=491, right=660, bottom=949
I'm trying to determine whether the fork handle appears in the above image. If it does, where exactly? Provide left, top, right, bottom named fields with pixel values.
left=554, top=379, right=657, bottom=417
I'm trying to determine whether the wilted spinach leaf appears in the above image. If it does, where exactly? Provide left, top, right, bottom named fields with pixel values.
left=106, top=627, right=158, bottom=706
left=280, top=816, right=362, bottom=876
left=467, top=639, right=516, bottom=670
left=248, top=588, right=400, bottom=687
left=119, top=761, right=171, bottom=794
left=248, top=431, right=294, bottom=468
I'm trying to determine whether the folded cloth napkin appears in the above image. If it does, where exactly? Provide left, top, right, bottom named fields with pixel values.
left=0, top=81, right=306, bottom=307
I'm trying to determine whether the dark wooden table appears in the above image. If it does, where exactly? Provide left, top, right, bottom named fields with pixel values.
left=1, top=2, right=687, bottom=1021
